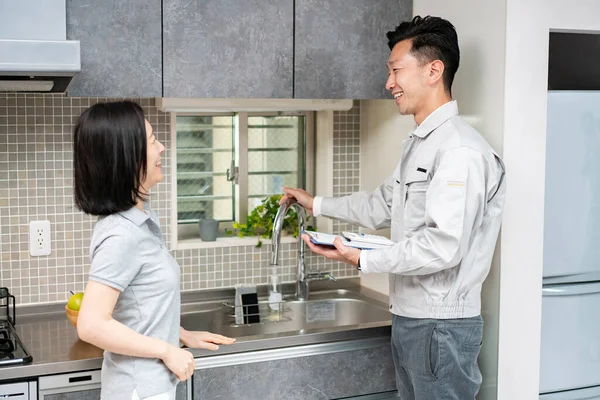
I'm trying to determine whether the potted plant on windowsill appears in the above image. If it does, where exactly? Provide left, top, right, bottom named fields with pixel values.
left=225, top=194, right=315, bottom=248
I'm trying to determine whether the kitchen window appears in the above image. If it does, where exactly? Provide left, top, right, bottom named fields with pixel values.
left=171, top=112, right=315, bottom=246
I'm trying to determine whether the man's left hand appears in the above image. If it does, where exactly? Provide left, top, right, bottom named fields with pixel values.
left=301, top=234, right=361, bottom=267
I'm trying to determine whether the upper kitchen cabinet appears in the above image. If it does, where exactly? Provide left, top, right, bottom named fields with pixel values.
left=163, top=0, right=294, bottom=98
left=294, top=0, right=412, bottom=99
left=65, top=0, right=162, bottom=97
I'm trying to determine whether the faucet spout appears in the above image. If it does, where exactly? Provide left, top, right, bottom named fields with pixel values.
left=271, top=200, right=308, bottom=300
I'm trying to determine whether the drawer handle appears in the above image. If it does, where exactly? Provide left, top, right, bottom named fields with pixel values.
left=69, top=375, right=92, bottom=383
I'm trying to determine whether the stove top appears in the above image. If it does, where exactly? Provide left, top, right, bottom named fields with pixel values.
left=0, top=319, right=32, bottom=366
left=0, top=287, right=32, bottom=366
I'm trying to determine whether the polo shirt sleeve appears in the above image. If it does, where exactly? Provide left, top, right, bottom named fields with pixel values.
left=89, top=228, right=142, bottom=292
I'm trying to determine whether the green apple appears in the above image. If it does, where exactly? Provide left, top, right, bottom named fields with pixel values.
left=67, top=292, right=84, bottom=311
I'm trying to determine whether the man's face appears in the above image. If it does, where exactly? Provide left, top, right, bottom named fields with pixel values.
left=385, top=39, right=430, bottom=116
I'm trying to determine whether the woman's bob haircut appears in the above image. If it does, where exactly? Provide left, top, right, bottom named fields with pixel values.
left=73, top=101, right=148, bottom=216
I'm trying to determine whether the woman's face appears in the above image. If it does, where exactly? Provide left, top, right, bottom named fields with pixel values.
left=141, top=119, right=165, bottom=192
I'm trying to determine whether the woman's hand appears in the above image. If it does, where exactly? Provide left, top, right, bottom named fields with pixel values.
left=161, top=344, right=195, bottom=381
left=180, top=328, right=236, bottom=351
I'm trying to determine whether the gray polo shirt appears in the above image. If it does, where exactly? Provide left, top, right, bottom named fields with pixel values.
left=88, top=206, right=180, bottom=400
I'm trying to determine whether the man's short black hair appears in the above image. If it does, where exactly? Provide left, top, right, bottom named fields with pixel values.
left=73, top=101, right=148, bottom=216
left=387, top=15, right=460, bottom=94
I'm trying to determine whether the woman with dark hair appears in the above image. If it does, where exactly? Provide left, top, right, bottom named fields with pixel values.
left=73, top=101, right=235, bottom=400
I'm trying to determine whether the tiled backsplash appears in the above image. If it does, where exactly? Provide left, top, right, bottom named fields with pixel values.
left=0, top=94, right=360, bottom=306
left=332, top=105, right=361, bottom=234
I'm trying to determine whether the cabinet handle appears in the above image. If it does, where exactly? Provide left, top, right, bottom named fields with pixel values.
left=69, top=375, right=92, bottom=383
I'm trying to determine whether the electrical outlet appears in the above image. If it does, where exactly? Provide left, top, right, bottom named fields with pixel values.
left=29, top=220, right=51, bottom=257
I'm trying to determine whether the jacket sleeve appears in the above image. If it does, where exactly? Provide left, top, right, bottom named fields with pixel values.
left=318, top=173, right=396, bottom=231
left=360, top=147, right=489, bottom=275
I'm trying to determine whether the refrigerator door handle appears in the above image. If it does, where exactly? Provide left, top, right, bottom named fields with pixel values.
left=542, top=282, right=600, bottom=296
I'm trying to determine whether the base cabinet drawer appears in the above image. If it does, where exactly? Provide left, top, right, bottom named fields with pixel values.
left=193, top=338, right=395, bottom=400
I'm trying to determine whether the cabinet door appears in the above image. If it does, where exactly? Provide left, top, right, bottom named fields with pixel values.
left=176, top=381, right=188, bottom=400
left=294, top=0, right=412, bottom=99
left=66, top=0, right=162, bottom=97
left=42, top=389, right=101, bottom=400
left=163, top=0, right=293, bottom=98
left=192, top=340, right=396, bottom=399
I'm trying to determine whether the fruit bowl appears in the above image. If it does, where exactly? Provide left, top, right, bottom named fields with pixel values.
left=65, top=304, right=79, bottom=328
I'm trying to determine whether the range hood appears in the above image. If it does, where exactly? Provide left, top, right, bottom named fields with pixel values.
left=0, top=0, right=80, bottom=93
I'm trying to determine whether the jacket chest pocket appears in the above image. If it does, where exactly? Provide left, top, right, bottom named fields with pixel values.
left=404, top=170, right=430, bottom=230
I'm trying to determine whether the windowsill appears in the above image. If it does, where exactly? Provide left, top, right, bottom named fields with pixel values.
left=174, top=235, right=298, bottom=250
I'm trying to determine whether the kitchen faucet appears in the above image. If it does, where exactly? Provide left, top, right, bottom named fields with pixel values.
left=271, top=200, right=335, bottom=301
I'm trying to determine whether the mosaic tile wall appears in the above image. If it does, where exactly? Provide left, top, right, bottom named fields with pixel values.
left=0, top=94, right=360, bottom=306
left=332, top=104, right=361, bottom=235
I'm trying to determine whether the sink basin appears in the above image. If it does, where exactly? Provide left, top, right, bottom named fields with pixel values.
left=180, top=289, right=392, bottom=339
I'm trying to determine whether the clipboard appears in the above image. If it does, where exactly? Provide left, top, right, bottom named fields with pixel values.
left=303, top=230, right=393, bottom=250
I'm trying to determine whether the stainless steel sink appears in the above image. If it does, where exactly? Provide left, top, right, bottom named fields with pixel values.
left=180, top=289, right=392, bottom=339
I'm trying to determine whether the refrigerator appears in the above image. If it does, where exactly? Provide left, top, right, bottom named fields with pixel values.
left=540, top=91, right=600, bottom=399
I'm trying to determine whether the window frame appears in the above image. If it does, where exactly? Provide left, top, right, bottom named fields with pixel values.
left=170, top=111, right=315, bottom=248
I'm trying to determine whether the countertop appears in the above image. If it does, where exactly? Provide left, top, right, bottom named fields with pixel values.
left=0, top=278, right=392, bottom=381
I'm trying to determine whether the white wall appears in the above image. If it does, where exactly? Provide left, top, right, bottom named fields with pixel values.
left=499, top=1, right=546, bottom=398
left=412, top=4, right=508, bottom=399
left=499, top=1, right=600, bottom=399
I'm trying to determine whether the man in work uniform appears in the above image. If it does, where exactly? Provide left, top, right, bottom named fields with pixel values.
left=281, top=15, right=506, bottom=399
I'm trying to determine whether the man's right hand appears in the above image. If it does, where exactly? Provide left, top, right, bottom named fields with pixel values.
left=280, top=187, right=314, bottom=215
